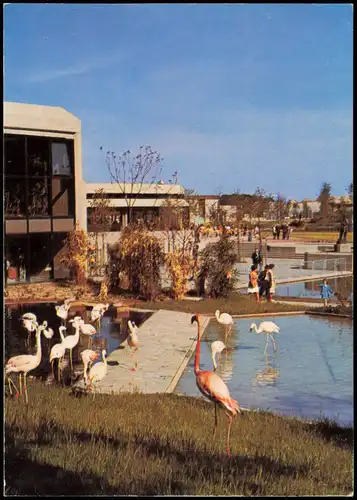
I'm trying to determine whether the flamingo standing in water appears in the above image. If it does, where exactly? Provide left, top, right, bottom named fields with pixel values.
left=249, top=321, right=280, bottom=353
left=21, top=313, right=37, bottom=346
left=191, top=314, right=241, bottom=456
left=91, top=303, right=109, bottom=330
left=215, top=310, right=234, bottom=336
left=55, top=303, right=70, bottom=326
left=63, top=317, right=81, bottom=372
left=79, top=320, right=97, bottom=348
left=5, top=321, right=46, bottom=403
left=42, top=321, right=54, bottom=349
left=211, top=340, right=226, bottom=371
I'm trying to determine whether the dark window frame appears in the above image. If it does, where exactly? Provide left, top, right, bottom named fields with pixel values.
left=4, top=134, right=75, bottom=221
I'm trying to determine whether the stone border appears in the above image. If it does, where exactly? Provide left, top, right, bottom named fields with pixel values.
left=165, top=316, right=210, bottom=394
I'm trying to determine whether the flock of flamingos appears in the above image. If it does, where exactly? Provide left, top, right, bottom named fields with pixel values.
left=5, top=300, right=280, bottom=455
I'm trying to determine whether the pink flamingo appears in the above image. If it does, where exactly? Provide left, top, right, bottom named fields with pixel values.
left=191, top=314, right=241, bottom=456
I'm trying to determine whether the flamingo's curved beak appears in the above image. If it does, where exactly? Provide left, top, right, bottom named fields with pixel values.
left=191, top=314, right=199, bottom=324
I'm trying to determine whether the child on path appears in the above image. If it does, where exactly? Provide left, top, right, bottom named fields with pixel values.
left=248, top=264, right=260, bottom=303
left=318, top=279, right=333, bottom=307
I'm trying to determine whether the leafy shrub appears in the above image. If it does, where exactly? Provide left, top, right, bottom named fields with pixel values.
left=108, top=222, right=164, bottom=300
left=61, top=223, right=91, bottom=285
left=199, top=235, right=239, bottom=298
left=165, top=250, right=194, bottom=299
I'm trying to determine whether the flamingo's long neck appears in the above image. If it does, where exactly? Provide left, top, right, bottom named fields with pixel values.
left=83, top=360, right=88, bottom=380
left=212, top=351, right=217, bottom=370
left=194, top=319, right=201, bottom=375
left=215, top=311, right=220, bottom=321
left=253, top=324, right=261, bottom=334
left=102, top=352, right=107, bottom=365
left=35, top=327, right=43, bottom=363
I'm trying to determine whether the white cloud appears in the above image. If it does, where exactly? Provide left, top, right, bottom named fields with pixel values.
left=25, top=51, right=126, bottom=83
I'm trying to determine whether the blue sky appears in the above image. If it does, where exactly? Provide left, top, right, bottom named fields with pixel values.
left=4, top=4, right=353, bottom=200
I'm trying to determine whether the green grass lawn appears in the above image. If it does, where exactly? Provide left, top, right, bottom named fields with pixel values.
left=5, top=382, right=352, bottom=496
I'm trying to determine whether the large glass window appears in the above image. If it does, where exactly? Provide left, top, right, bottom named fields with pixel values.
left=4, top=135, right=26, bottom=175
left=51, top=142, right=72, bottom=176
left=4, top=178, right=26, bottom=217
left=28, top=178, right=50, bottom=216
left=5, top=236, right=28, bottom=283
left=27, top=137, right=50, bottom=177
left=28, top=233, right=51, bottom=282
left=52, top=178, right=74, bottom=216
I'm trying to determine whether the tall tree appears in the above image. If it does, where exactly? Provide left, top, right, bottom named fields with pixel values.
left=318, top=182, right=332, bottom=219
left=275, top=193, right=288, bottom=222
left=103, top=145, right=164, bottom=224
left=226, top=191, right=251, bottom=262
left=88, top=188, right=115, bottom=267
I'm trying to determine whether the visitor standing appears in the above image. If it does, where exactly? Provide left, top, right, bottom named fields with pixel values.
left=248, top=265, right=260, bottom=303
left=259, top=264, right=271, bottom=300
left=318, top=279, right=333, bottom=307
left=267, top=264, right=276, bottom=302
left=276, top=224, right=281, bottom=240
left=251, top=247, right=262, bottom=268
left=272, top=224, right=277, bottom=240
left=248, top=229, right=252, bottom=242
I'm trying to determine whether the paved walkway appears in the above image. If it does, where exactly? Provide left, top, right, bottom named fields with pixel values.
left=91, top=310, right=210, bottom=395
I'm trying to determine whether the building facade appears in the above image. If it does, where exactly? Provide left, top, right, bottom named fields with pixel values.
left=4, top=102, right=85, bottom=283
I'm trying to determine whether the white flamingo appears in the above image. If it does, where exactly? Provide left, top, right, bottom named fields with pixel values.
left=127, top=320, right=139, bottom=351
left=80, top=349, right=100, bottom=382
left=5, top=322, right=46, bottom=403
left=87, top=349, right=108, bottom=396
left=63, top=318, right=81, bottom=372
left=249, top=321, right=280, bottom=353
left=79, top=319, right=97, bottom=348
left=21, top=313, right=37, bottom=346
left=42, top=320, right=54, bottom=348
left=55, top=303, right=70, bottom=325
left=64, top=297, right=76, bottom=307
left=49, top=326, right=67, bottom=382
left=90, top=303, right=109, bottom=329
left=215, top=310, right=234, bottom=335
left=211, top=340, right=226, bottom=371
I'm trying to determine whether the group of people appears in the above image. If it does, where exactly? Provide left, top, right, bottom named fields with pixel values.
left=248, top=248, right=276, bottom=303
left=272, top=223, right=292, bottom=240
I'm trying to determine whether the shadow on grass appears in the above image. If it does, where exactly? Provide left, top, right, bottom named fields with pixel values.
left=5, top=431, right=118, bottom=495
left=12, top=416, right=310, bottom=483
left=305, top=419, right=353, bottom=450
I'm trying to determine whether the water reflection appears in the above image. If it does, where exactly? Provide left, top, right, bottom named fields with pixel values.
left=254, top=353, right=280, bottom=386
left=5, top=302, right=152, bottom=384
left=175, top=314, right=353, bottom=426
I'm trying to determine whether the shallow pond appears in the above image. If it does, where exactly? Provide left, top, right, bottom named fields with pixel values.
left=239, top=276, right=353, bottom=301
left=5, top=302, right=152, bottom=381
left=275, top=276, right=353, bottom=301
left=175, top=314, right=353, bottom=426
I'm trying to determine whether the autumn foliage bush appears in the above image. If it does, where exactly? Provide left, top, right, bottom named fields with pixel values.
left=108, top=222, right=164, bottom=301
left=61, top=223, right=91, bottom=285
left=165, top=250, right=194, bottom=300
left=199, top=235, right=239, bottom=298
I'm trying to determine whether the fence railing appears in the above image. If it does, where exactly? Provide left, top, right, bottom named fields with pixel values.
left=306, top=258, right=348, bottom=272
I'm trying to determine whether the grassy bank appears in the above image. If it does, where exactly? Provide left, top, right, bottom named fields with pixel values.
left=5, top=281, right=308, bottom=315
left=143, top=293, right=307, bottom=315
left=5, top=381, right=352, bottom=496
